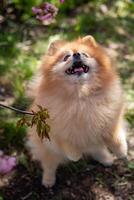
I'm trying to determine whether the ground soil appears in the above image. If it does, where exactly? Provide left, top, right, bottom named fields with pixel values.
left=0, top=157, right=134, bottom=200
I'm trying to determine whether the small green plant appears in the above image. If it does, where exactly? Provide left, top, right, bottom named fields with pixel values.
left=0, top=104, right=50, bottom=140
left=17, top=105, right=50, bottom=140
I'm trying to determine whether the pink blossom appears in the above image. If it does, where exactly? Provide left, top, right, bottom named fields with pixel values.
left=32, top=7, right=42, bottom=14
left=32, top=2, right=58, bottom=24
left=59, top=0, right=64, bottom=3
left=36, top=13, right=52, bottom=21
left=0, top=151, right=17, bottom=174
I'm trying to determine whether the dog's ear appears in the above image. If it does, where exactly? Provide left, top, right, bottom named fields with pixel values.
left=47, top=40, right=66, bottom=56
left=82, top=35, right=97, bottom=48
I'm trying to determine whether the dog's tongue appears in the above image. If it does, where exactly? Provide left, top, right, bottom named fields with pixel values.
left=74, top=67, right=84, bottom=73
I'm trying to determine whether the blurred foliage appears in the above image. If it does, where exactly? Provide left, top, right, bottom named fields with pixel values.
left=128, top=161, right=134, bottom=170
left=126, top=109, right=134, bottom=128
left=0, top=120, right=26, bottom=151
left=0, top=196, right=3, bottom=200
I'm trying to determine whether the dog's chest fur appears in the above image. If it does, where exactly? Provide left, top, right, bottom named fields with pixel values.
left=36, top=82, right=122, bottom=149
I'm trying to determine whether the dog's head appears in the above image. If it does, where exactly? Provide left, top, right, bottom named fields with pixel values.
left=41, top=36, right=116, bottom=94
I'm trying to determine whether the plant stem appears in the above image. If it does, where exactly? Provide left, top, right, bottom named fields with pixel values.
left=0, top=103, right=34, bottom=115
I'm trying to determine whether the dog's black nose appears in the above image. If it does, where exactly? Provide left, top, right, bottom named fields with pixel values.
left=73, top=53, right=81, bottom=64
left=73, top=53, right=80, bottom=60
left=73, top=53, right=83, bottom=68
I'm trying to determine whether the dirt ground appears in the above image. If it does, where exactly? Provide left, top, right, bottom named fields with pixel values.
left=0, top=132, right=134, bottom=200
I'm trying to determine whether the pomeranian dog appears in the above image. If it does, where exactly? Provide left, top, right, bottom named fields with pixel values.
left=27, top=35, right=127, bottom=187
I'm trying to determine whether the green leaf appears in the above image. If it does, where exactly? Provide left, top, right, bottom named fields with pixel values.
left=16, top=105, right=50, bottom=140
left=128, top=162, right=134, bottom=170
left=0, top=196, right=4, bottom=200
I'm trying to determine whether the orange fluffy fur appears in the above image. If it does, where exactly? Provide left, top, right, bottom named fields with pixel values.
left=27, top=35, right=127, bottom=187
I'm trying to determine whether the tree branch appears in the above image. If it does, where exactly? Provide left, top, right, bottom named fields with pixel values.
left=0, top=103, right=33, bottom=115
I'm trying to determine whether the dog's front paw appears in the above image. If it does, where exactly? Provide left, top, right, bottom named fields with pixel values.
left=100, top=156, right=114, bottom=167
left=42, top=173, right=56, bottom=188
left=118, top=147, right=128, bottom=159
left=115, top=141, right=128, bottom=159
left=66, top=152, right=82, bottom=162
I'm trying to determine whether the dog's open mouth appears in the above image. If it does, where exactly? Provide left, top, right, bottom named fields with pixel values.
left=65, top=63, right=89, bottom=76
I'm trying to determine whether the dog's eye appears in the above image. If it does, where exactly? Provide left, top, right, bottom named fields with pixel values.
left=82, top=53, right=89, bottom=58
left=63, top=54, right=71, bottom=61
